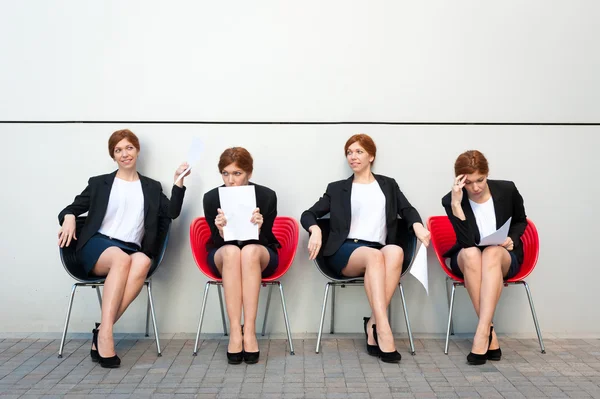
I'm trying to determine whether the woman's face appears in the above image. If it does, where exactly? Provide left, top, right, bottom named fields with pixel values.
left=463, top=172, right=489, bottom=199
left=113, top=139, right=138, bottom=170
left=221, top=162, right=251, bottom=187
left=346, top=141, right=374, bottom=174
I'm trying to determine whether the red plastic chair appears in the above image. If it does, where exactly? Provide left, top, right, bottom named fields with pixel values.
left=428, top=216, right=545, bottom=355
left=190, top=216, right=299, bottom=355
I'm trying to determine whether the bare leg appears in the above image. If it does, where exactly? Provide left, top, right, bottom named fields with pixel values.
left=240, top=245, right=270, bottom=352
left=342, top=247, right=395, bottom=352
left=471, top=246, right=512, bottom=354
left=214, top=245, right=243, bottom=353
left=114, top=252, right=152, bottom=323
left=363, top=245, right=403, bottom=346
left=90, top=247, right=132, bottom=357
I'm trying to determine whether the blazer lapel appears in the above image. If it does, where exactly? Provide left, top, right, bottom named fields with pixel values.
left=488, top=180, right=507, bottom=229
left=373, top=174, right=392, bottom=223
left=461, top=190, right=481, bottom=244
left=342, top=175, right=353, bottom=226
left=99, top=171, right=118, bottom=216
left=138, top=173, right=151, bottom=218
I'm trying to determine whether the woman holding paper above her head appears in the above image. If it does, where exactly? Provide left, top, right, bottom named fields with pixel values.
left=203, top=147, right=280, bottom=365
left=57, top=129, right=189, bottom=368
left=301, top=134, right=431, bottom=363
left=441, top=150, right=527, bottom=365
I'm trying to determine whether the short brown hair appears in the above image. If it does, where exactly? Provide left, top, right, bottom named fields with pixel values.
left=454, top=150, right=489, bottom=176
left=218, top=147, right=254, bottom=174
left=344, top=133, right=377, bottom=162
left=108, top=129, right=140, bottom=159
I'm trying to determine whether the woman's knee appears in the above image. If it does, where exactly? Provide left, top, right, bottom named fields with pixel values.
left=482, top=246, right=505, bottom=269
left=366, top=249, right=385, bottom=269
left=220, top=245, right=241, bottom=264
left=130, top=254, right=152, bottom=278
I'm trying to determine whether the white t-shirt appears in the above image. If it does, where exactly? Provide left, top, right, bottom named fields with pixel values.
left=98, top=178, right=145, bottom=246
left=469, top=196, right=496, bottom=244
left=348, top=181, right=387, bottom=245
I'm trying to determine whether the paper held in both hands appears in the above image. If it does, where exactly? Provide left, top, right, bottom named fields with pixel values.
left=218, top=186, right=259, bottom=241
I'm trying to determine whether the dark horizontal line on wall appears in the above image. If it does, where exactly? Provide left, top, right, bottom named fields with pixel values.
left=0, top=120, right=599, bottom=126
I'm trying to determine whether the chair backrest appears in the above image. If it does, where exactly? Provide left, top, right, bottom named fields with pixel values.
left=263, top=216, right=299, bottom=282
left=189, top=216, right=300, bottom=282
left=506, top=218, right=539, bottom=282
left=189, top=217, right=220, bottom=280
left=147, top=220, right=171, bottom=278
left=428, top=215, right=540, bottom=282
left=313, top=217, right=417, bottom=281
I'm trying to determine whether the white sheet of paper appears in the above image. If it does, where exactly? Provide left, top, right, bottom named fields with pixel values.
left=478, top=217, right=512, bottom=246
left=175, top=137, right=205, bottom=184
left=409, top=241, right=429, bottom=295
left=218, top=186, right=258, bottom=241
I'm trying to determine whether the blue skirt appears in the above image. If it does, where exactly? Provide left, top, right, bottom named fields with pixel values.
left=78, top=233, right=141, bottom=276
left=325, top=239, right=384, bottom=276
left=207, top=244, right=279, bottom=278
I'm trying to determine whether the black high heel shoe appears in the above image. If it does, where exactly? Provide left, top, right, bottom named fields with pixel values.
left=486, top=326, right=502, bottom=361
left=241, top=325, right=259, bottom=364
left=227, top=326, right=244, bottom=365
left=363, top=317, right=380, bottom=356
left=373, top=325, right=401, bottom=363
left=93, top=327, right=121, bottom=368
left=90, top=322, right=100, bottom=362
left=467, top=329, right=491, bottom=365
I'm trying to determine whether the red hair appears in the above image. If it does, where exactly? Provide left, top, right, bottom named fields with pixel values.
left=218, top=147, right=254, bottom=174
left=454, top=150, right=489, bottom=176
left=108, top=129, right=140, bottom=159
left=344, top=133, right=377, bottom=162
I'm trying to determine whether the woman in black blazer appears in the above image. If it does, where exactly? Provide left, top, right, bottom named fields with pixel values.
left=58, top=129, right=189, bottom=368
left=203, top=147, right=280, bottom=365
left=301, top=134, right=430, bottom=363
left=441, top=150, right=527, bottom=365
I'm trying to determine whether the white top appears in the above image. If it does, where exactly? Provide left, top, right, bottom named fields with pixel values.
left=98, top=178, right=145, bottom=246
left=348, top=181, right=387, bottom=245
left=469, top=196, right=496, bottom=244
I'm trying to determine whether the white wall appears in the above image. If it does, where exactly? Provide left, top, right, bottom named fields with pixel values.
left=0, top=125, right=598, bottom=335
left=1, top=1, right=599, bottom=122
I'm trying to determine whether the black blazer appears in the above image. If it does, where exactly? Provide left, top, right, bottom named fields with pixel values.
left=441, top=179, right=527, bottom=264
left=203, top=183, right=281, bottom=252
left=300, top=174, right=423, bottom=257
left=58, top=171, right=186, bottom=259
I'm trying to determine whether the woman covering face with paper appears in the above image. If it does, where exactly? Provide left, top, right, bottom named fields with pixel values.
left=202, top=147, right=280, bottom=365
left=441, top=150, right=528, bottom=366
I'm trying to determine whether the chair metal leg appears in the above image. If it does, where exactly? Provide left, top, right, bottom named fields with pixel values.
left=330, top=284, right=336, bottom=334
left=58, top=284, right=78, bottom=358
left=95, top=286, right=102, bottom=308
left=262, top=284, right=273, bottom=336
left=316, top=283, right=331, bottom=353
left=145, top=281, right=151, bottom=337
left=398, top=284, right=415, bottom=355
left=278, top=282, right=294, bottom=355
left=193, top=282, right=211, bottom=355
left=445, top=278, right=454, bottom=335
left=522, top=281, right=546, bottom=354
left=147, top=280, right=162, bottom=356
left=217, top=284, right=228, bottom=336
left=445, top=283, right=456, bottom=355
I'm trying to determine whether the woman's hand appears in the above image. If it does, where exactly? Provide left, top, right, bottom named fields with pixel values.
left=215, top=208, right=227, bottom=238
left=501, top=237, right=514, bottom=251
left=307, top=225, right=322, bottom=260
left=250, top=208, right=264, bottom=230
left=413, top=222, right=431, bottom=247
left=173, top=162, right=191, bottom=187
left=451, top=174, right=467, bottom=205
left=58, top=214, right=77, bottom=248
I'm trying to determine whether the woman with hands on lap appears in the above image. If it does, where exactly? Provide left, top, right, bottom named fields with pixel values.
left=441, top=150, right=527, bottom=365
left=58, top=129, right=189, bottom=368
left=300, top=134, right=430, bottom=363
